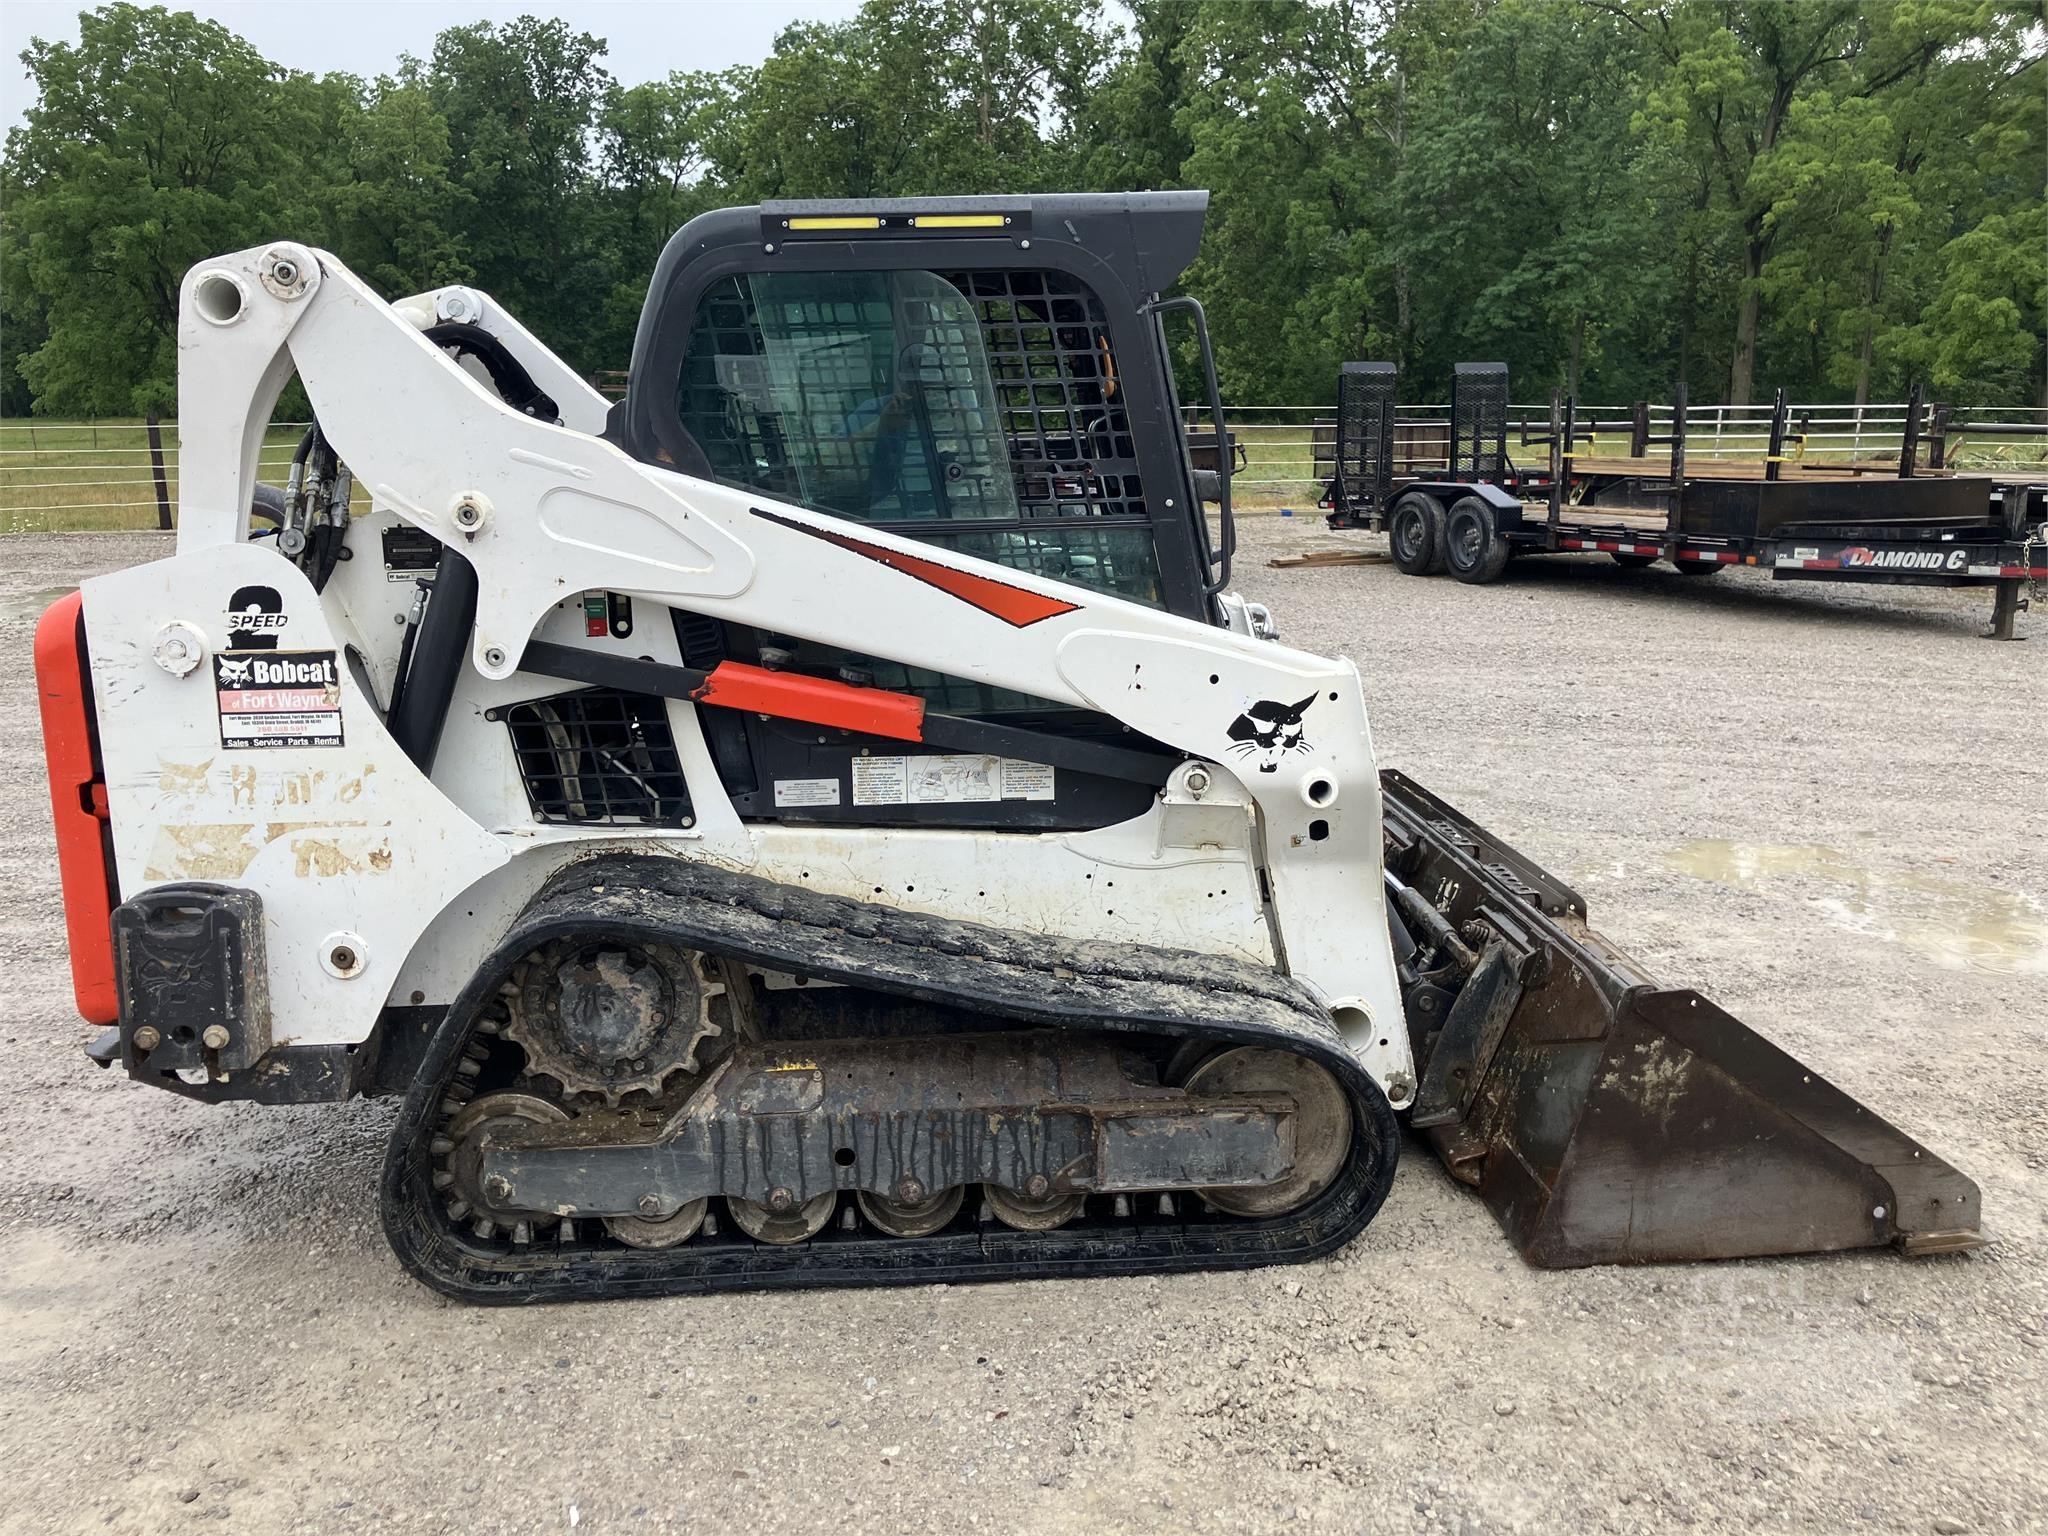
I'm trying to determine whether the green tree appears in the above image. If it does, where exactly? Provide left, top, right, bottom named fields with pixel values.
left=1073, top=0, right=1197, bottom=192
left=1, top=3, right=327, bottom=415
left=1394, top=0, right=1662, bottom=400
left=588, top=69, right=744, bottom=365
left=3, top=0, right=2042, bottom=417
left=727, top=0, right=1106, bottom=198
left=1160, top=0, right=1402, bottom=404
left=323, top=73, right=475, bottom=301
left=423, top=16, right=612, bottom=364
left=1614, top=0, right=1979, bottom=404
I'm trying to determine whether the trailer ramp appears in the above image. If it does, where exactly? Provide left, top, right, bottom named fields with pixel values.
left=1380, top=771, right=1984, bottom=1266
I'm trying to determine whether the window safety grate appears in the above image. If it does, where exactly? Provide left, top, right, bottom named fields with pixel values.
left=938, top=268, right=1145, bottom=521
left=504, top=689, right=693, bottom=826
left=676, top=266, right=1161, bottom=605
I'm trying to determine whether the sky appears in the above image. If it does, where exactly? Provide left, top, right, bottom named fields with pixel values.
left=0, top=1, right=863, bottom=136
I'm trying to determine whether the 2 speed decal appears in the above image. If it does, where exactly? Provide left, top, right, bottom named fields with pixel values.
left=226, top=584, right=288, bottom=649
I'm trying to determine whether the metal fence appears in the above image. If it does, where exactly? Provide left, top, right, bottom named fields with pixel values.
left=1188, top=402, right=2048, bottom=505
left=0, top=418, right=329, bottom=535
left=4, top=404, right=2046, bottom=532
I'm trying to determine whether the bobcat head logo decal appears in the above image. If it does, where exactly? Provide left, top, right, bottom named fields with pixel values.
left=1226, top=695, right=1316, bottom=773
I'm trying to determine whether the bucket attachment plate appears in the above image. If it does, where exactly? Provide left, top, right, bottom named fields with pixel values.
left=1380, top=770, right=1984, bottom=1268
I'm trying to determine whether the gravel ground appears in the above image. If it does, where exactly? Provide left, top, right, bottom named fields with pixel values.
left=1, top=525, right=2042, bottom=1536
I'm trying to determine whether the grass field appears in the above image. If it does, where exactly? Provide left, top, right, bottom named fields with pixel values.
left=0, top=418, right=327, bottom=534
left=4, top=411, right=2041, bottom=531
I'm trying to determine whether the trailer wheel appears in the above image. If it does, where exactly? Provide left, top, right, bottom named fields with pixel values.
left=1387, top=492, right=1446, bottom=575
left=1609, top=552, right=1656, bottom=569
left=1441, top=497, right=1512, bottom=584
left=1672, top=557, right=1726, bottom=576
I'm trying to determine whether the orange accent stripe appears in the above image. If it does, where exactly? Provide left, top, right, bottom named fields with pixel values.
left=696, top=661, right=927, bottom=741
left=34, top=592, right=120, bottom=1025
left=756, top=509, right=1082, bottom=628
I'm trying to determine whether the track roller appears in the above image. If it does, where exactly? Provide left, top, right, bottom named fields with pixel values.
left=604, top=1199, right=709, bottom=1249
left=857, top=1184, right=965, bottom=1237
left=728, top=1191, right=837, bottom=1245
left=986, top=1185, right=1086, bottom=1231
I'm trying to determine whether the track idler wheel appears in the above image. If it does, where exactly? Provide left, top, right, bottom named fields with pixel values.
left=857, top=1183, right=965, bottom=1238
left=1186, top=1047, right=1352, bottom=1217
left=728, top=1190, right=837, bottom=1245
left=439, top=1090, right=569, bottom=1244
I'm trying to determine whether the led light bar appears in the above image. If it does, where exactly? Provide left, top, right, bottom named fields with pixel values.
left=766, top=210, right=1028, bottom=240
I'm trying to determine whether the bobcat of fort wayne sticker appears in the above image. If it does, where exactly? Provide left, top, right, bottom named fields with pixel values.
left=214, top=649, right=345, bottom=749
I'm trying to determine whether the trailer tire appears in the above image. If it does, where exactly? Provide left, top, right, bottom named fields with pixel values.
left=1441, top=497, right=1512, bottom=584
left=1387, top=493, right=1447, bottom=576
left=1672, top=557, right=1726, bottom=576
left=1609, top=551, right=1656, bottom=569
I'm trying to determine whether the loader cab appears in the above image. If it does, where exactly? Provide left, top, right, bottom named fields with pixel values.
left=614, top=193, right=1224, bottom=623
left=604, top=193, right=1228, bottom=834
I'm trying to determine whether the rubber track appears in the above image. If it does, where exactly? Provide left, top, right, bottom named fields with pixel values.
left=381, top=855, right=1401, bottom=1304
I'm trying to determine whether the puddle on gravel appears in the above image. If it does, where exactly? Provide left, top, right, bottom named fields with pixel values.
left=1664, top=839, right=2048, bottom=977
left=0, top=586, right=76, bottom=621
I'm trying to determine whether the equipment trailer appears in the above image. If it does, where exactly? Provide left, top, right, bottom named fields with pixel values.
left=36, top=194, right=1982, bottom=1303
left=1322, top=364, right=2047, bottom=638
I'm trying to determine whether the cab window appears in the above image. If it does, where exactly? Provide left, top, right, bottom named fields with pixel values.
left=675, top=267, right=1162, bottom=606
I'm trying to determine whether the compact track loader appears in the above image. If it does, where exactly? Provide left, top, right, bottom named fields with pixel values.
left=35, top=193, right=1981, bottom=1302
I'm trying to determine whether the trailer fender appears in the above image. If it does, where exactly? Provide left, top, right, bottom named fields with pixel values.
left=1403, top=480, right=1524, bottom=527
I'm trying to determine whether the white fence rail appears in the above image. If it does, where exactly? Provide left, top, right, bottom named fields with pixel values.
left=0, top=419, right=324, bottom=534
left=4, top=406, right=2046, bottom=531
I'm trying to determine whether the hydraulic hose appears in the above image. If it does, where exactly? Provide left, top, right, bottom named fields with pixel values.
left=386, top=550, right=477, bottom=775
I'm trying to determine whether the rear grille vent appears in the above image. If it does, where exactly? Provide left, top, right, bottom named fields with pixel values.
left=504, top=689, right=693, bottom=826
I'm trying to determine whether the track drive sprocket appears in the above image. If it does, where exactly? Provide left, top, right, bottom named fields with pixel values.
left=499, top=938, right=724, bottom=1105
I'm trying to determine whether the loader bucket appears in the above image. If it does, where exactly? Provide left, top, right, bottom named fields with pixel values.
left=1379, top=771, right=1984, bottom=1268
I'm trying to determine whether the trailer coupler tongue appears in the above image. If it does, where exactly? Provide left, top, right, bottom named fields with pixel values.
left=1379, top=770, right=1985, bottom=1267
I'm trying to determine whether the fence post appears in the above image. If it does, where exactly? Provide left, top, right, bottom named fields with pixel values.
left=1547, top=390, right=1563, bottom=530
left=1897, top=381, right=1923, bottom=479
left=146, top=413, right=173, bottom=530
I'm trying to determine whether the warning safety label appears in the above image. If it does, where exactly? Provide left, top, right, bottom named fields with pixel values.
left=215, top=649, right=345, bottom=750
left=851, top=754, right=1055, bottom=806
